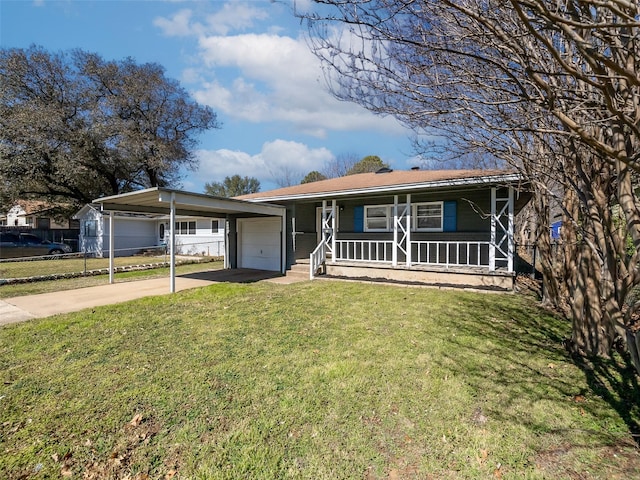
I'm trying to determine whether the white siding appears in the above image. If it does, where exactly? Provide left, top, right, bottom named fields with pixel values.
left=169, top=218, right=225, bottom=256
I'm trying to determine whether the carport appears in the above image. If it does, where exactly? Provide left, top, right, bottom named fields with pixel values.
left=93, top=187, right=287, bottom=293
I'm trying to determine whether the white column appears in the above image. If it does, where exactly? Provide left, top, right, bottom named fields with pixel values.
left=508, top=186, right=515, bottom=273
left=331, top=199, right=337, bottom=263
left=406, top=194, right=412, bottom=266
left=169, top=192, right=176, bottom=293
left=489, top=187, right=496, bottom=271
left=281, top=212, right=287, bottom=274
left=392, top=195, right=399, bottom=267
left=223, top=218, right=229, bottom=269
left=109, top=213, right=115, bottom=284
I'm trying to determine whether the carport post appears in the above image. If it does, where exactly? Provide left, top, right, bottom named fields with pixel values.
left=170, top=192, right=176, bottom=293
left=281, top=212, right=286, bottom=274
left=109, top=212, right=114, bottom=284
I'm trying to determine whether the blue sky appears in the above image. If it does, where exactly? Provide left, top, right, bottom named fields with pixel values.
left=1, top=0, right=420, bottom=192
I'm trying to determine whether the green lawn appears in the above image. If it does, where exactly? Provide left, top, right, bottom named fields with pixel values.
left=0, top=260, right=223, bottom=298
left=0, top=255, right=219, bottom=282
left=1, top=281, right=639, bottom=479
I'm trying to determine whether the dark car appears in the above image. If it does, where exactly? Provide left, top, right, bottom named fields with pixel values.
left=0, top=232, right=73, bottom=259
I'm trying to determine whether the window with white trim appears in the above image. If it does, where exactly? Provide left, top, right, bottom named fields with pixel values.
left=364, top=206, right=389, bottom=231
left=363, top=202, right=444, bottom=232
left=175, top=221, right=196, bottom=235
left=413, top=202, right=443, bottom=231
left=211, top=220, right=219, bottom=233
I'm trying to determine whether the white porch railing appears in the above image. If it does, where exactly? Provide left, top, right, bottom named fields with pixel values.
left=335, top=240, right=394, bottom=263
left=328, top=239, right=490, bottom=269
left=411, top=241, right=490, bottom=268
left=310, top=239, right=494, bottom=279
left=310, top=239, right=327, bottom=279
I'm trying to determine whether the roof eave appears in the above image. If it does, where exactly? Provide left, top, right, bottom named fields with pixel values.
left=247, top=173, right=526, bottom=203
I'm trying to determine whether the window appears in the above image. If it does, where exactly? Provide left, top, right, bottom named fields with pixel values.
left=175, top=221, right=196, bottom=235
left=414, top=202, right=443, bottom=231
left=361, top=202, right=444, bottom=232
left=364, top=206, right=389, bottom=231
left=37, top=217, right=50, bottom=229
left=84, top=220, right=97, bottom=237
left=211, top=220, right=219, bottom=233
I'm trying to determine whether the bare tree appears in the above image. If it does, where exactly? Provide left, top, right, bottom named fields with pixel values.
left=300, top=1, right=640, bottom=359
left=322, top=152, right=359, bottom=178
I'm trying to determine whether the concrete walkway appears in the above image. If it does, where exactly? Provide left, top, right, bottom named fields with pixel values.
left=0, top=268, right=305, bottom=327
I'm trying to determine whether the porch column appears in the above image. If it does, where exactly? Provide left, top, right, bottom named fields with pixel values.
left=331, top=199, right=336, bottom=263
left=489, top=186, right=515, bottom=272
left=508, top=186, right=514, bottom=273
left=393, top=195, right=399, bottom=267
left=490, top=188, right=496, bottom=271
left=406, top=194, right=411, bottom=266
left=109, top=212, right=114, bottom=284
left=223, top=217, right=229, bottom=269
left=169, top=192, right=176, bottom=293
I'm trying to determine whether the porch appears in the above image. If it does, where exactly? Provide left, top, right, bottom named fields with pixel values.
left=307, top=187, right=516, bottom=290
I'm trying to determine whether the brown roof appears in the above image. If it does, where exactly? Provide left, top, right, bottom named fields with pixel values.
left=237, top=169, right=517, bottom=201
left=13, top=200, right=55, bottom=216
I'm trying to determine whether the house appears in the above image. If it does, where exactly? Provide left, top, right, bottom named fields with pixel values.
left=239, top=168, right=530, bottom=290
left=1, top=200, right=80, bottom=251
left=90, top=169, right=530, bottom=292
left=73, top=204, right=225, bottom=258
left=0, top=201, right=77, bottom=229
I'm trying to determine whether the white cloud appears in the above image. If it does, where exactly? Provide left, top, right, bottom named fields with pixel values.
left=195, top=140, right=334, bottom=188
left=153, top=8, right=196, bottom=37
left=192, top=32, right=406, bottom=137
left=204, top=2, right=269, bottom=35
left=154, top=1, right=270, bottom=37
left=155, top=2, right=408, bottom=140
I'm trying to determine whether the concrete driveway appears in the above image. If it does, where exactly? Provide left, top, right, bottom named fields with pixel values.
left=0, top=268, right=305, bottom=327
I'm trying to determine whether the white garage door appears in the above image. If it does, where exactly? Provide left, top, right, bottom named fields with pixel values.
left=239, top=217, right=282, bottom=271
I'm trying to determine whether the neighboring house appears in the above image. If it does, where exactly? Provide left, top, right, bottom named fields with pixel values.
left=1, top=200, right=80, bottom=251
left=73, top=204, right=225, bottom=258
left=239, top=168, right=531, bottom=290
left=0, top=201, right=77, bottom=229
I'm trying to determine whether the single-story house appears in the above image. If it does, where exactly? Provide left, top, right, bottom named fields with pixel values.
left=91, top=168, right=529, bottom=292
left=1, top=201, right=78, bottom=229
left=73, top=204, right=225, bottom=258
left=239, top=168, right=530, bottom=290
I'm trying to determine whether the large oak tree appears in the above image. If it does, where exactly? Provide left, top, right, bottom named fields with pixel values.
left=0, top=46, right=220, bottom=214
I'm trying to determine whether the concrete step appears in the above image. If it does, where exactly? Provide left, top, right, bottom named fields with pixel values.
left=286, top=263, right=310, bottom=278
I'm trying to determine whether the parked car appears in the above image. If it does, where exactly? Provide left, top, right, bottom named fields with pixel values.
left=0, top=232, right=73, bottom=259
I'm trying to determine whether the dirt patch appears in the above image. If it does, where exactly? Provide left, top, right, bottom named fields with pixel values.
left=535, top=440, right=640, bottom=480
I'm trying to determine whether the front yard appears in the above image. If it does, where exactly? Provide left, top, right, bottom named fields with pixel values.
left=1, top=281, right=639, bottom=479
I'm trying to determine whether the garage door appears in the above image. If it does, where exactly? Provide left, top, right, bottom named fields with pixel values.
left=238, top=217, right=282, bottom=271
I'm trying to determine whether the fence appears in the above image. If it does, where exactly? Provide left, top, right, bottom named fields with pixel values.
left=0, top=242, right=223, bottom=283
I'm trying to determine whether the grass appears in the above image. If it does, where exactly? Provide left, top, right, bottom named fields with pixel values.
left=1, top=281, right=639, bottom=479
left=0, top=260, right=223, bottom=298
left=0, top=254, right=178, bottom=279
